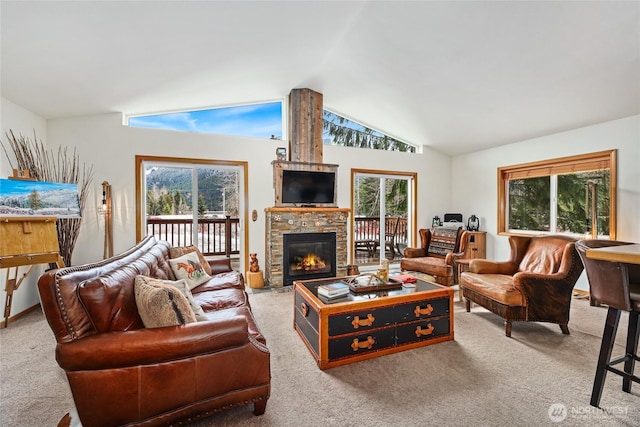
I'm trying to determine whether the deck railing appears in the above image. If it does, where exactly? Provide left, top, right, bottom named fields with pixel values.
left=146, top=216, right=240, bottom=256
left=354, top=216, right=407, bottom=257
left=146, top=216, right=406, bottom=258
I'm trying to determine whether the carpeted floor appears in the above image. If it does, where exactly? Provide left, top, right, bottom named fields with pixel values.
left=1, top=292, right=639, bottom=426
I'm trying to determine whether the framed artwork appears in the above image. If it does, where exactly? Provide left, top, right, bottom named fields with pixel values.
left=0, top=178, right=81, bottom=218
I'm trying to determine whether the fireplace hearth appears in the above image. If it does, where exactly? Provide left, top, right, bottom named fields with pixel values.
left=283, top=232, right=336, bottom=286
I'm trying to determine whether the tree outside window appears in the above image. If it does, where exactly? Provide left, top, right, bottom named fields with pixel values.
left=499, top=150, right=616, bottom=239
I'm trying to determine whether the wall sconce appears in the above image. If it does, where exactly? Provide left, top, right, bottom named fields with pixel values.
left=102, top=181, right=113, bottom=259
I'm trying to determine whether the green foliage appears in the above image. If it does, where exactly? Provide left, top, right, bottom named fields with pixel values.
left=508, top=170, right=610, bottom=235
left=145, top=167, right=239, bottom=217
left=323, top=111, right=415, bottom=152
left=508, top=177, right=550, bottom=231
left=353, top=176, right=408, bottom=218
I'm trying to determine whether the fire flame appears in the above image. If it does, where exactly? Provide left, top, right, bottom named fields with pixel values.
left=293, top=253, right=327, bottom=271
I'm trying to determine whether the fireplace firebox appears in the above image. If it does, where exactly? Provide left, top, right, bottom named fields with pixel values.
left=283, top=232, right=337, bottom=286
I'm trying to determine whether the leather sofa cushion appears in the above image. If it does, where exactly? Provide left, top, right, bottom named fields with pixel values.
left=204, top=306, right=267, bottom=344
left=79, top=265, right=145, bottom=333
left=195, top=271, right=244, bottom=292
left=193, top=287, right=248, bottom=311
left=461, top=272, right=526, bottom=306
left=401, top=256, right=451, bottom=277
left=519, top=237, right=565, bottom=275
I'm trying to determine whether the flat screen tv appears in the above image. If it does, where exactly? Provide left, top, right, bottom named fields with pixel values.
left=281, top=170, right=336, bottom=206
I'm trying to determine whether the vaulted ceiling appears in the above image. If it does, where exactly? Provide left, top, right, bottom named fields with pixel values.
left=1, top=1, right=638, bottom=156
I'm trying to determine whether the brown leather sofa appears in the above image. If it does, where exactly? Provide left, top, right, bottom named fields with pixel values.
left=460, top=234, right=584, bottom=337
left=400, top=227, right=465, bottom=286
left=37, top=235, right=270, bottom=427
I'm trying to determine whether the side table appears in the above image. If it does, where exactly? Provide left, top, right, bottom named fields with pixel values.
left=453, top=258, right=472, bottom=302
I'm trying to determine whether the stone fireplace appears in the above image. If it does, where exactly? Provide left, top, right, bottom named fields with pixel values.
left=282, top=232, right=336, bottom=286
left=264, top=88, right=349, bottom=287
left=265, top=207, right=349, bottom=287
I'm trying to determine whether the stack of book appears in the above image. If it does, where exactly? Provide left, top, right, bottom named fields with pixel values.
left=317, top=281, right=350, bottom=299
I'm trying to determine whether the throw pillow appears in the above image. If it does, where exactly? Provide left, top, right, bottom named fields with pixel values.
left=428, top=226, right=460, bottom=256
left=168, top=252, right=212, bottom=290
left=136, top=276, right=208, bottom=322
left=134, top=275, right=197, bottom=328
left=169, top=245, right=213, bottom=276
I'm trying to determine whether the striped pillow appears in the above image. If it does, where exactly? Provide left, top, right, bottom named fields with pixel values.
left=427, top=227, right=460, bottom=256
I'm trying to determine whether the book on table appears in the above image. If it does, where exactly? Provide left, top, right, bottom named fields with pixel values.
left=391, top=274, right=418, bottom=284
left=317, top=281, right=350, bottom=298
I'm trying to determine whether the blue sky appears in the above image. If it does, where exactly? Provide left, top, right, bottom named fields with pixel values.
left=129, top=102, right=283, bottom=139
left=128, top=102, right=394, bottom=145
left=0, top=178, right=78, bottom=196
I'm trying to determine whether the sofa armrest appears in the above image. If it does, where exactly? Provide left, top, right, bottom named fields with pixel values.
left=208, top=258, right=233, bottom=274
left=56, top=316, right=254, bottom=371
left=470, top=259, right=518, bottom=275
left=403, top=247, right=427, bottom=258
left=512, top=271, right=577, bottom=319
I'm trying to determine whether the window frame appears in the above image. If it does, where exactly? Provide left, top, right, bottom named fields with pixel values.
left=497, top=150, right=617, bottom=239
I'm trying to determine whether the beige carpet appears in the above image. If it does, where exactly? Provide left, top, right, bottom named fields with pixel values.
left=1, top=293, right=639, bottom=426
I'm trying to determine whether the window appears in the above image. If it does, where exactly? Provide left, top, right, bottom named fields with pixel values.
left=128, top=102, right=283, bottom=139
left=127, top=101, right=417, bottom=152
left=323, top=110, right=416, bottom=152
left=135, top=155, right=249, bottom=272
left=351, top=169, right=417, bottom=264
left=498, top=150, right=616, bottom=239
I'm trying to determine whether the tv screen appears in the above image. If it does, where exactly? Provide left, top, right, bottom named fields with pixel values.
left=281, top=170, right=336, bottom=205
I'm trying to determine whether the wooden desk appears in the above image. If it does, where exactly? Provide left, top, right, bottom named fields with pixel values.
left=586, top=244, right=640, bottom=265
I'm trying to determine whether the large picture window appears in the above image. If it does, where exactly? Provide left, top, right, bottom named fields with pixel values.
left=498, top=150, right=616, bottom=239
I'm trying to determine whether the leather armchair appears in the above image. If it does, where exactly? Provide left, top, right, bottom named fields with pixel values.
left=460, top=235, right=584, bottom=337
left=400, top=227, right=465, bottom=286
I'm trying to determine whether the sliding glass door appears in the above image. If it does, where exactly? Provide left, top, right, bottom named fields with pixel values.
left=136, top=156, right=248, bottom=271
left=351, top=169, right=416, bottom=265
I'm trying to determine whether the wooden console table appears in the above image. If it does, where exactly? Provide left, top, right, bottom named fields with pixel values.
left=0, top=216, right=64, bottom=327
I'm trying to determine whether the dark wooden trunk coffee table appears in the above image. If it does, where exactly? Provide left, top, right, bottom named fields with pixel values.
left=293, top=275, right=454, bottom=370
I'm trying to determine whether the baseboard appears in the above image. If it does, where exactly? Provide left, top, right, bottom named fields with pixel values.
left=1, top=303, right=41, bottom=328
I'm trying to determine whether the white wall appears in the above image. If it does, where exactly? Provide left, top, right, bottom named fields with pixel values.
left=0, top=98, right=49, bottom=320
left=451, top=114, right=640, bottom=291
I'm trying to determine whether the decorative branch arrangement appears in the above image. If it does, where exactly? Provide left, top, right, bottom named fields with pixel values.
left=1, top=130, right=94, bottom=266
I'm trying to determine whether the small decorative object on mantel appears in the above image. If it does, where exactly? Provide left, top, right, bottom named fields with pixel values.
left=246, top=252, right=264, bottom=288
left=276, top=147, right=287, bottom=161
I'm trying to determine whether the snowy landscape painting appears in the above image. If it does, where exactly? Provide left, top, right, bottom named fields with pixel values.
left=0, top=178, right=81, bottom=218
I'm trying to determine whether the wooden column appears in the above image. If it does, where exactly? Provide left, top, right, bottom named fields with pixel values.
left=289, top=88, right=323, bottom=163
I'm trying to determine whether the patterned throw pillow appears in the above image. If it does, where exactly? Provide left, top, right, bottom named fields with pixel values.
left=136, top=276, right=208, bottom=322
left=169, top=246, right=213, bottom=276
left=134, top=275, right=197, bottom=328
left=168, top=252, right=212, bottom=290
left=427, top=226, right=460, bottom=256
